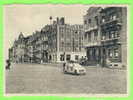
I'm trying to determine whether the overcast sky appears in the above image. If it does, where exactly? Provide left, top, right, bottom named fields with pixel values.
left=4, top=4, right=90, bottom=60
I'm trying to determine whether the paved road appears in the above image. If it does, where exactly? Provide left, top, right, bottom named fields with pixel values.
left=6, top=63, right=127, bottom=94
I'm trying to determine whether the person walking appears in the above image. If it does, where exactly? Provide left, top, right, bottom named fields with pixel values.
left=6, top=59, right=11, bottom=70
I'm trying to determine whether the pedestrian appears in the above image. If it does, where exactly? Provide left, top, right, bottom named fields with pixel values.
left=6, top=59, right=11, bottom=70
left=63, top=62, right=66, bottom=72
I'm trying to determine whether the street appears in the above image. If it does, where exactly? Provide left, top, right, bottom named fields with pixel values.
left=6, top=63, right=127, bottom=94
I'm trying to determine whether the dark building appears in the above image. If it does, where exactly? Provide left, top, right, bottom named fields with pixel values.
left=84, top=7, right=127, bottom=68
left=100, top=7, right=127, bottom=67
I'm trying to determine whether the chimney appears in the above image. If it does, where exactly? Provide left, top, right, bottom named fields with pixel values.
left=60, top=17, right=65, bottom=25
left=57, top=17, right=59, bottom=24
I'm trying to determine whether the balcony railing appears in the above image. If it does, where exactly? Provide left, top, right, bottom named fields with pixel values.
left=101, top=37, right=120, bottom=42
left=84, top=25, right=98, bottom=32
left=43, top=37, right=48, bottom=41
left=101, top=18, right=122, bottom=26
left=84, top=41, right=101, bottom=47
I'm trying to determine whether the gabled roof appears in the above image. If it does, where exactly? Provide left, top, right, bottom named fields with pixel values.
left=18, top=32, right=24, bottom=39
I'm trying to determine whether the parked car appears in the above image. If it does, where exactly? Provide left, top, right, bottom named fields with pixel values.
left=63, top=60, right=86, bottom=75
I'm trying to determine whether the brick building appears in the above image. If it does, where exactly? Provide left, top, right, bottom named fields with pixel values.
left=25, top=30, right=48, bottom=64
left=45, top=17, right=86, bottom=63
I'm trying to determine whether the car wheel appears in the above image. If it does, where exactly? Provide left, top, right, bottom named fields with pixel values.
left=64, top=70, right=67, bottom=73
left=63, top=68, right=67, bottom=73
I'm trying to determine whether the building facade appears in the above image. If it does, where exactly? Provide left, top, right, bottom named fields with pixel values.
left=9, top=30, right=49, bottom=64
left=9, top=33, right=27, bottom=63
left=100, top=7, right=127, bottom=67
left=84, top=7, right=127, bottom=67
left=9, top=7, right=127, bottom=66
left=26, top=35, right=34, bottom=63
left=45, top=17, right=86, bottom=63
left=84, top=7, right=102, bottom=65
left=40, top=28, right=49, bottom=63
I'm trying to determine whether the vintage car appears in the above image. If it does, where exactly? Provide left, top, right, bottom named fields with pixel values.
left=63, top=60, right=86, bottom=75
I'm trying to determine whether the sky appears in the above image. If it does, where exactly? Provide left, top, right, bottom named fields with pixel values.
left=3, top=4, right=90, bottom=60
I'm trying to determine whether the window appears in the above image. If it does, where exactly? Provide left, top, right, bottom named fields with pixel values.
left=94, top=31, right=98, bottom=41
left=102, top=35, right=105, bottom=40
left=67, top=66, right=69, bottom=70
left=109, top=31, right=115, bottom=39
left=61, top=33, right=64, bottom=37
left=111, top=31, right=115, bottom=38
left=113, top=15, right=117, bottom=20
left=109, top=31, right=112, bottom=39
left=82, top=36, right=83, bottom=40
left=108, top=49, right=113, bottom=57
left=75, top=31, right=78, bottom=34
left=65, top=42, right=70, bottom=47
left=75, top=55, right=79, bottom=60
left=114, top=48, right=119, bottom=58
left=102, top=19, right=105, bottom=23
left=116, top=31, right=120, bottom=37
left=66, top=55, right=71, bottom=61
left=85, top=33, right=87, bottom=40
left=60, top=54, right=64, bottom=61
left=61, top=42, right=64, bottom=46
left=95, top=16, right=98, bottom=25
left=88, top=19, right=91, bottom=24
left=88, top=33, right=91, bottom=42
left=94, top=31, right=98, bottom=37
left=70, top=67, right=73, bottom=71
left=79, top=47, right=81, bottom=51
left=84, top=20, right=87, bottom=24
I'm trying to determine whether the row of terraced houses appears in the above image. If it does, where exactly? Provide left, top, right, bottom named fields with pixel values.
left=8, top=7, right=127, bottom=67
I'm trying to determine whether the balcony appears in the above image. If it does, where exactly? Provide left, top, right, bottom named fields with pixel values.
left=101, top=18, right=122, bottom=26
left=101, top=37, right=120, bottom=42
left=84, top=41, right=101, bottom=48
left=84, top=25, right=98, bottom=32
left=42, top=37, right=48, bottom=41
